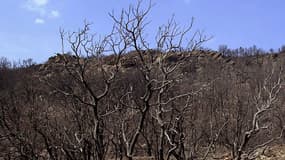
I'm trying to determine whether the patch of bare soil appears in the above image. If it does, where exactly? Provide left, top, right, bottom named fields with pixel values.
left=254, top=145, right=285, bottom=160
left=205, top=145, right=285, bottom=160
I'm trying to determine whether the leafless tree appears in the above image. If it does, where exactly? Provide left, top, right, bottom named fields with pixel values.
left=3, top=1, right=285, bottom=160
left=233, top=64, right=285, bottom=160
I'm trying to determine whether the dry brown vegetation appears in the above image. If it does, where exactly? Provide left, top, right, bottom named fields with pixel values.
left=1, top=1, right=285, bottom=160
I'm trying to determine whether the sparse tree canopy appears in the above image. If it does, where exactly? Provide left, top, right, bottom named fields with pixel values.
left=1, top=1, right=285, bottom=160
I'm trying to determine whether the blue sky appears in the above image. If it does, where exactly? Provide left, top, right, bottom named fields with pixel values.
left=0, top=0, right=285, bottom=62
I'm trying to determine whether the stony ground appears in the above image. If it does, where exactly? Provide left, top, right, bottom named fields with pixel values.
left=254, top=145, right=285, bottom=160
left=213, top=145, right=285, bottom=160
left=108, top=145, right=285, bottom=160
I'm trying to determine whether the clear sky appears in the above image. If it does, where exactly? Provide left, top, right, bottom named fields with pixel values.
left=1, top=0, right=285, bottom=62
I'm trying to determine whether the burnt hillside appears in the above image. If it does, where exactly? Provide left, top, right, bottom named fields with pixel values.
left=1, top=50, right=285, bottom=159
